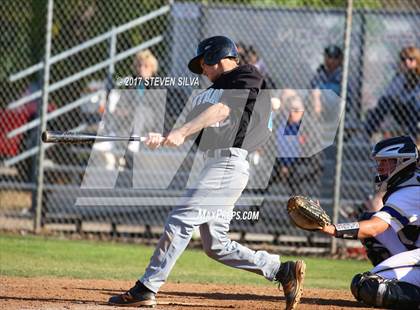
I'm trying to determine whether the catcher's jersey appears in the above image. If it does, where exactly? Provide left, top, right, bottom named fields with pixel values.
left=186, top=64, right=272, bottom=152
left=374, top=184, right=420, bottom=250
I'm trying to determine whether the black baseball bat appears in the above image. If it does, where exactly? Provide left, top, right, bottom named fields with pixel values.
left=41, top=130, right=146, bottom=144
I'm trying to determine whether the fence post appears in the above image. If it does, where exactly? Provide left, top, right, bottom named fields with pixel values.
left=109, top=26, right=117, bottom=76
left=331, top=0, right=354, bottom=254
left=34, top=0, right=54, bottom=233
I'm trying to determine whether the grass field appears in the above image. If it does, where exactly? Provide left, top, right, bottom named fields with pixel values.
left=0, top=233, right=370, bottom=290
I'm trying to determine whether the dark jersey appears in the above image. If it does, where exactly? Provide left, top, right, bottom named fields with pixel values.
left=186, top=64, right=272, bottom=152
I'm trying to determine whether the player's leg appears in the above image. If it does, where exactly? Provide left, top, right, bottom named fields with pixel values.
left=198, top=149, right=280, bottom=279
left=372, top=248, right=420, bottom=287
left=108, top=149, right=248, bottom=306
left=200, top=214, right=305, bottom=310
left=351, top=272, right=420, bottom=309
left=139, top=152, right=252, bottom=291
left=108, top=202, right=199, bottom=307
left=351, top=249, right=420, bottom=309
left=200, top=220, right=280, bottom=279
left=140, top=205, right=196, bottom=291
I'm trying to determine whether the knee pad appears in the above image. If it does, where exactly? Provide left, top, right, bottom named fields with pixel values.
left=351, top=272, right=420, bottom=309
left=350, top=273, right=364, bottom=301
left=350, top=272, right=379, bottom=304
left=351, top=272, right=393, bottom=307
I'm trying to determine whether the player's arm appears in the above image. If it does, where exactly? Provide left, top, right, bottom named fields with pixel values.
left=321, top=217, right=390, bottom=239
left=145, top=103, right=230, bottom=149
left=163, top=103, right=230, bottom=147
left=181, top=103, right=230, bottom=136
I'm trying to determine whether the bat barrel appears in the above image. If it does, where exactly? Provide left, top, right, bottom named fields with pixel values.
left=41, top=131, right=146, bottom=144
left=41, top=131, right=95, bottom=143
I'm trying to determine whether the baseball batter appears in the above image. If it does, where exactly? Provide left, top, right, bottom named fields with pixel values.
left=320, top=135, right=420, bottom=309
left=108, top=36, right=305, bottom=310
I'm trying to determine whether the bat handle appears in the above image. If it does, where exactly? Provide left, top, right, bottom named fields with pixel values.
left=134, top=136, right=165, bottom=144
left=131, top=135, right=147, bottom=142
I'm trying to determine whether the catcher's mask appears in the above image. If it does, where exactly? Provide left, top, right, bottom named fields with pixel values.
left=371, top=135, right=418, bottom=192
left=188, top=36, right=239, bottom=74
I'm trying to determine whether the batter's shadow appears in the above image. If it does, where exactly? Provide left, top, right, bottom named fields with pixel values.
left=98, top=289, right=233, bottom=308
left=0, top=295, right=109, bottom=306
left=95, top=289, right=236, bottom=308
left=163, top=291, right=367, bottom=308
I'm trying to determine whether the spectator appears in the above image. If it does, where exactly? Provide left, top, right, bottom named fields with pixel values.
left=365, top=46, right=420, bottom=139
left=120, top=50, right=160, bottom=183
left=235, top=42, right=276, bottom=88
left=310, top=45, right=343, bottom=116
left=247, top=45, right=269, bottom=78
left=270, top=96, right=321, bottom=195
left=236, top=41, right=249, bottom=66
left=111, top=49, right=159, bottom=123
left=133, top=49, right=159, bottom=81
left=80, top=50, right=158, bottom=125
left=92, top=49, right=160, bottom=173
left=129, top=49, right=160, bottom=132
left=277, top=45, right=345, bottom=119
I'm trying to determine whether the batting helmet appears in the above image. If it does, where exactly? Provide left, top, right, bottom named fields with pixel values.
left=188, top=36, right=238, bottom=74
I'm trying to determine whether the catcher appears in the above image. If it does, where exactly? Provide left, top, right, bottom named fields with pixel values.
left=288, top=135, right=420, bottom=309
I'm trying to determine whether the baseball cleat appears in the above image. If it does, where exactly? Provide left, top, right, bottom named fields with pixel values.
left=277, top=260, right=306, bottom=310
left=108, top=281, right=157, bottom=308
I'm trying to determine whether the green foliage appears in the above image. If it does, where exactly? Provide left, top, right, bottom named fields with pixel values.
left=0, top=234, right=371, bottom=289
left=0, top=1, right=32, bottom=79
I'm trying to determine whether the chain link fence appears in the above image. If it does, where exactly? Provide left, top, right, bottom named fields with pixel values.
left=1, top=0, right=419, bottom=254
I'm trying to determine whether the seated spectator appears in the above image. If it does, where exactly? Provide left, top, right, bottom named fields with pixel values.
left=117, top=49, right=159, bottom=115
left=270, top=96, right=322, bottom=195
left=133, top=49, right=159, bottom=81
left=124, top=48, right=159, bottom=141
left=93, top=49, right=160, bottom=174
left=365, top=46, right=420, bottom=139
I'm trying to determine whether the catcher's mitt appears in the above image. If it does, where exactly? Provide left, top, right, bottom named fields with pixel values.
left=287, top=196, right=331, bottom=231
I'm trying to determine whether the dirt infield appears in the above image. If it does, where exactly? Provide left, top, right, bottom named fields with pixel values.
left=0, top=276, right=372, bottom=309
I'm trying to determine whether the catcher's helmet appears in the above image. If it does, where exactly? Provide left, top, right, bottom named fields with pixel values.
left=188, top=36, right=238, bottom=74
left=371, top=135, right=418, bottom=192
